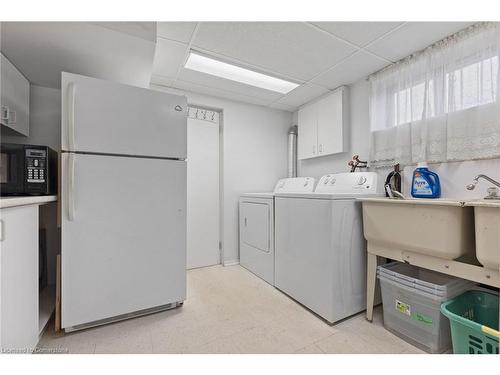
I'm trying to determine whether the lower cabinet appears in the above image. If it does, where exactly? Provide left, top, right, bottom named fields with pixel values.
left=0, top=205, right=39, bottom=353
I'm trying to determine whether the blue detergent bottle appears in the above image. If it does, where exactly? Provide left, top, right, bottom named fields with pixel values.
left=411, top=162, right=441, bottom=198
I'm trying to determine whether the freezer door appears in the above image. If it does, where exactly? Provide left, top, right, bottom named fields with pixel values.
left=61, top=153, right=186, bottom=329
left=61, top=72, right=187, bottom=158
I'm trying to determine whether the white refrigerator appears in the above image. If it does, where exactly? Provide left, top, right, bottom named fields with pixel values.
left=60, top=72, right=187, bottom=331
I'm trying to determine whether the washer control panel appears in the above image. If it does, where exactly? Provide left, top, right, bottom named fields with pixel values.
left=315, top=172, right=379, bottom=195
left=274, top=177, right=316, bottom=193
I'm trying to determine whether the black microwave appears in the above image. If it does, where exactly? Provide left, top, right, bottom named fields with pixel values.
left=0, top=143, right=57, bottom=196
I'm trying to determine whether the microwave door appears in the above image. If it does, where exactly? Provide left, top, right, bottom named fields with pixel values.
left=0, top=152, right=9, bottom=184
left=0, top=146, right=25, bottom=195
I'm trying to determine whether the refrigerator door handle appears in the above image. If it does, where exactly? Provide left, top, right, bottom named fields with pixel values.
left=68, top=153, right=76, bottom=221
left=67, top=82, right=76, bottom=151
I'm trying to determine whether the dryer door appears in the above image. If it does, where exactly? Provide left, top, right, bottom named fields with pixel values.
left=240, top=201, right=271, bottom=252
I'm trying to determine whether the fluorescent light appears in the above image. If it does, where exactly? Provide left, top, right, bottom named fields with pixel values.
left=184, top=51, right=299, bottom=94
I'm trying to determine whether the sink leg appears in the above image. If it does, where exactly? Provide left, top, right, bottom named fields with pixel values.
left=366, top=252, right=377, bottom=322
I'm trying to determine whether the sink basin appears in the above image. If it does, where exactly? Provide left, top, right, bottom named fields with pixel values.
left=360, top=198, right=475, bottom=260
left=466, top=200, right=500, bottom=270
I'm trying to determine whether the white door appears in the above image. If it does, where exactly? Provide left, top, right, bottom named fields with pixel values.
left=61, top=72, right=187, bottom=158
left=186, top=115, right=220, bottom=269
left=61, top=153, right=186, bottom=329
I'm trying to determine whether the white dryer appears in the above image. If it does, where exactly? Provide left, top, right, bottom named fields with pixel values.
left=239, top=177, right=315, bottom=285
left=274, top=172, right=381, bottom=323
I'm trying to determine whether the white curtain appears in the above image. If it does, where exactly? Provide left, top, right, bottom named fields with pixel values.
left=369, top=23, right=500, bottom=168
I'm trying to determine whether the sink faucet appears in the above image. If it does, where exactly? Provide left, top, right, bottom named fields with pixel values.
left=466, top=174, right=500, bottom=199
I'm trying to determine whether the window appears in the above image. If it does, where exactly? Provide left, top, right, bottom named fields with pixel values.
left=393, top=81, right=435, bottom=126
left=392, top=55, right=499, bottom=127
left=370, top=23, right=500, bottom=167
left=445, top=55, right=498, bottom=112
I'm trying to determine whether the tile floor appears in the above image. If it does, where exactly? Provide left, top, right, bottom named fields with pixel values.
left=37, top=265, right=425, bottom=354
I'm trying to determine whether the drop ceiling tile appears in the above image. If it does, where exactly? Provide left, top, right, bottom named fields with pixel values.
left=310, top=22, right=404, bottom=47
left=192, top=22, right=357, bottom=81
left=150, top=74, right=174, bottom=87
left=275, top=83, right=329, bottom=108
left=90, top=22, right=157, bottom=42
left=177, top=67, right=283, bottom=102
left=1, top=22, right=156, bottom=88
left=366, top=22, right=474, bottom=62
left=157, top=22, right=198, bottom=43
left=172, top=79, right=273, bottom=106
left=268, top=102, right=296, bottom=112
left=152, top=38, right=188, bottom=78
left=312, top=50, right=389, bottom=89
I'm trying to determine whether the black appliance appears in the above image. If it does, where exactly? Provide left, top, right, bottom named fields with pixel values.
left=384, top=163, right=402, bottom=197
left=0, top=143, right=57, bottom=196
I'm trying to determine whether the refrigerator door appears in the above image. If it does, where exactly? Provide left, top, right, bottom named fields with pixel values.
left=61, top=153, right=186, bottom=329
left=61, top=72, right=187, bottom=159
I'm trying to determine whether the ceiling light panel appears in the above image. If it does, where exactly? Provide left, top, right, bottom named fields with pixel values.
left=184, top=51, right=300, bottom=94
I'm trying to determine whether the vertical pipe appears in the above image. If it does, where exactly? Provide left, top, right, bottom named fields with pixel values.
left=287, top=125, right=298, bottom=178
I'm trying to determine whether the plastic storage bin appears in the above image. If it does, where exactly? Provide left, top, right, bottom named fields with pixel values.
left=377, top=262, right=474, bottom=353
left=441, top=290, right=499, bottom=354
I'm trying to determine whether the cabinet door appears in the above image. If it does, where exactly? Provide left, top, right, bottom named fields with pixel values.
left=297, top=103, right=318, bottom=160
left=0, top=53, right=30, bottom=136
left=0, top=205, right=39, bottom=352
left=317, top=88, right=347, bottom=156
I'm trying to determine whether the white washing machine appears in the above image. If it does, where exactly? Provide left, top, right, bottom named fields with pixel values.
left=274, top=172, right=381, bottom=323
left=239, top=177, right=315, bottom=285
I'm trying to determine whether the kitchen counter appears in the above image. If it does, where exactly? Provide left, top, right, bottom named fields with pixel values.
left=358, top=197, right=465, bottom=207
left=0, top=195, right=57, bottom=209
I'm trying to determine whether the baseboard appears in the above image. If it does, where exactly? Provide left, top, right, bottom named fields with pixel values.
left=223, top=260, right=240, bottom=267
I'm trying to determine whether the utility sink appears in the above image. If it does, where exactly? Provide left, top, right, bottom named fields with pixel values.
left=465, top=200, right=500, bottom=270
left=360, top=198, right=475, bottom=260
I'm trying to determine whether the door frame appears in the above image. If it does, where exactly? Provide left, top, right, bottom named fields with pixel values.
left=187, top=103, right=224, bottom=267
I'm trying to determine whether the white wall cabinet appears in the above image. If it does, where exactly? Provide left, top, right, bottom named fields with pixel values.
left=1, top=53, right=30, bottom=136
left=0, top=205, right=39, bottom=353
left=297, top=102, right=318, bottom=159
left=297, top=87, right=348, bottom=160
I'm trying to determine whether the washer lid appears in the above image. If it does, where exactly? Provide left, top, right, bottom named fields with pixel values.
left=240, top=192, right=275, bottom=199
left=241, top=177, right=316, bottom=198
left=275, top=192, right=382, bottom=199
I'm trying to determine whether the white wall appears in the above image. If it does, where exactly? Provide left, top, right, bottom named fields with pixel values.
left=1, top=85, right=61, bottom=150
left=294, top=78, right=500, bottom=200
left=401, top=160, right=500, bottom=200
left=151, top=85, right=292, bottom=265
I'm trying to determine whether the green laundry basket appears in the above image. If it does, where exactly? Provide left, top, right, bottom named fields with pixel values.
left=441, top=290, right=499, bottom=354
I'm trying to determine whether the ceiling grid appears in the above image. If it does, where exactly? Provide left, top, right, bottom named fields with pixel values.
left=153, top=22, right=474, bottom=111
